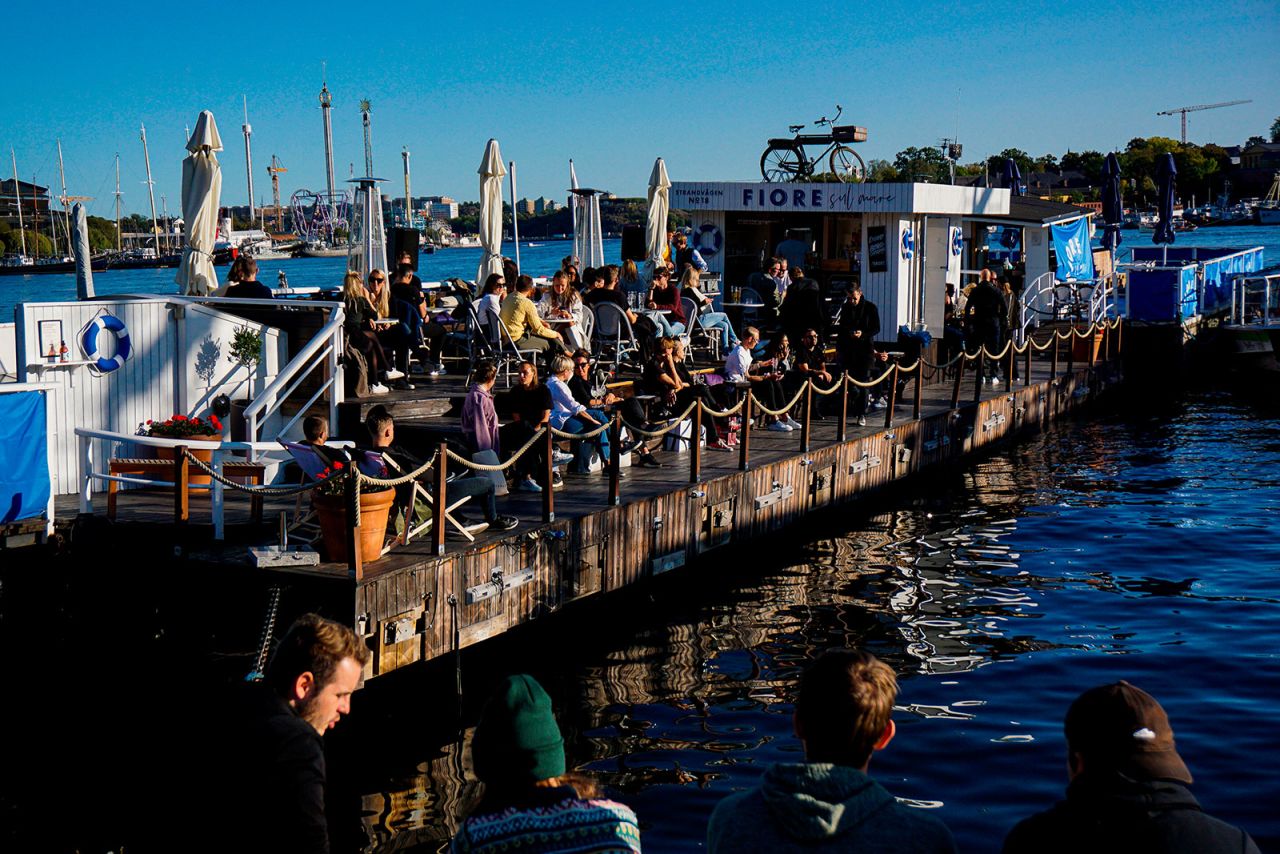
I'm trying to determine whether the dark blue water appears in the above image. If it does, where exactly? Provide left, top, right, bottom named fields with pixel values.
left=350, top=390, right=1280, bottom=853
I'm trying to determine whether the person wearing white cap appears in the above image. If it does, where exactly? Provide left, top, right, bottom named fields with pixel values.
left=1003, top=680, right=1260, bottom=853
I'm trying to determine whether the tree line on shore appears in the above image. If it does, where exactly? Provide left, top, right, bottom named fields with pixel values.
left=0, top=214, right=119, bottom=256
left=872, top=117, right=1280, bottom=203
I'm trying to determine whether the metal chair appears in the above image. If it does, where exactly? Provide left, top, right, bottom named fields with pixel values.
left=682, top=296, right=721, bottom=362
left=487, top=306, right=540, bottom=386
left=592, top=301, right=641, bottom=371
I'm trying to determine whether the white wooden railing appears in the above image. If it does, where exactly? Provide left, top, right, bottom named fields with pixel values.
left=240, top=301, right=345, bottom=463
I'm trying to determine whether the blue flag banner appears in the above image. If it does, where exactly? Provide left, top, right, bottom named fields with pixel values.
left=0, top=391, right=51, bottom=523
left=1051, top=218, right=1096, bottom=282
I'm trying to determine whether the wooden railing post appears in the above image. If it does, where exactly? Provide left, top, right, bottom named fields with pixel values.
left=1024, top=339, right=1033, bottom=387
left=800, top=382, right=812, bottom=452
left=951, top=354, right=966, bottom=408
left=1007, top=344, right=1016, bottom=388
left=883, top=366, right=898, bottom=429
left=432, top=442, right=448, bottom=556
left=1051, top=333, right=1060, bottom=377
left=913, top=363, right=923, bottom=420
left=1104, top=320, right=1112, bottom=361
left=1066, top=327, right=1075, bottom=373
left=173, top=444, right=189, bottom=524
left=608, top=414, right=621, bottom=506
left=689, top=403, right=702, bottom=484
left=1117, top=318, right=1123, bottom=355
left=973, top=352, right=985, bottom=403
left=345, top=466, right=363, bottom=580
left=542, top=428, right=555, bottom=523
left=739, top=392, right=752, bottom=471
left=836, top=374, right=849, bottom=442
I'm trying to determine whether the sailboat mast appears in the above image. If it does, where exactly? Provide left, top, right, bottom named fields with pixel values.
left=32, top=173, right=42, bottom=261
left=57, top=139, right=72, bottom=253
left=10, top=149, right=26, bottom=256
left=161, top=194, right=170, bottom=254
left=140, top=123, right=161, bottom=256
left=114, top=154, right=122, bottom=252
left=242, top=95, right=256, bottom=229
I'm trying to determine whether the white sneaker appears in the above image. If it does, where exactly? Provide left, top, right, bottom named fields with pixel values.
left=551, top=451, right=574, bottom=465
left=857, top=415, right=867, bottom=427
left=429, top=363, right=447, bottom=376
left=368, top=383, right=389, bottom=395
left=785, top=416, right=802, bottom=430
left=384, top=368, right=405, bottom=380
left=768, top=421, right=793, bottom=432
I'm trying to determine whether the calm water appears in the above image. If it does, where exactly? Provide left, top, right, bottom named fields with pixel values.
left=336, top=389, right=1279, bottom=853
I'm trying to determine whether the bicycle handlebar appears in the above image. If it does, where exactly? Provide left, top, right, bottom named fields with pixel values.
left=811, top=105, right=843, bottom=127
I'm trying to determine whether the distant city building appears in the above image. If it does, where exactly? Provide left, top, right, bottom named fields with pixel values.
left=543, top=198, right=558, bottom=212
left=0, top=178, right=53, bottom=230
left=516, top=198, right=536, bottom=216
left=428, top=200, right=459, bottom=221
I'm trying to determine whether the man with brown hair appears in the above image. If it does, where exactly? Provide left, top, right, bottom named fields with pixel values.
left=225, top=613, right=369, bottom=853
left=1003, top=680, right=1260, bottom=853
left=707, top=649, right=956, bottom=852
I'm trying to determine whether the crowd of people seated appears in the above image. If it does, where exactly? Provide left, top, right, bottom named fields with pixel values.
left=318, top=245, right=1046, bottom=527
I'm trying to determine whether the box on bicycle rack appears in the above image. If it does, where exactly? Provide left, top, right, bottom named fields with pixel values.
left=833, top=125, right=868, bottom=142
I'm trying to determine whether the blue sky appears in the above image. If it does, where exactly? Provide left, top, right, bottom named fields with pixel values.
left=3, top=0, right=1276, bottom=219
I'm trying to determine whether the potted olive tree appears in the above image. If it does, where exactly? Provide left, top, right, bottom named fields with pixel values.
left=227, top=325, right=263, bottom=442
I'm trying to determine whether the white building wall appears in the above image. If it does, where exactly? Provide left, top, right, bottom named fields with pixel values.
left=16, top=298, right=286, bottom=495
left=0, top=323, right=16, bottom=381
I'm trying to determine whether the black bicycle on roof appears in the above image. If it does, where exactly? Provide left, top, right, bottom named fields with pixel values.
left=760, top=105, right=868, bottom=183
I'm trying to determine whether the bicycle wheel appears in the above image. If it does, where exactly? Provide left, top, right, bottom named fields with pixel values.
left=761, top=144, right=805, bottom=182
left=829, top=145, right=866, bottom=183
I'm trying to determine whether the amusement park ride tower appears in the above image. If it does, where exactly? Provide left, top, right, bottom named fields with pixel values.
left=346, top=98, right=387, bottom=279
left=319, top=73, right=337, bottom=220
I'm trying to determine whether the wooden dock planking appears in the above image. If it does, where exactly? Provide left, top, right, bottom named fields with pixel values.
left=71, top=356, right=1122, bottom=681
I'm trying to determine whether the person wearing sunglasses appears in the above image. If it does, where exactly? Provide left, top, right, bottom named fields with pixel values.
left=566, top=350, right=661, bottom=468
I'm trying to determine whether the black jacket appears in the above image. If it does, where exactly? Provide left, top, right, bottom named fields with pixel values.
left=1003, top=771, right=1260, bottom=854
left=217, top=683, right=330, bottom=854
left=837, top=297, right=880, bottom=356
left=966, top=281, right=1008, bottom=327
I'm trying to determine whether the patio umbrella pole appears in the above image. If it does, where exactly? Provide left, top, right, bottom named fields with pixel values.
left=509, top=161, right=521, bottom=274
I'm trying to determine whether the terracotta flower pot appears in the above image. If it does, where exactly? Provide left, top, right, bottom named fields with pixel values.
left=313, top=488, right=396, bottom=564
left=1070, top=329, right=1104, bottom=363
left=152, top=434, right=221, bottom=486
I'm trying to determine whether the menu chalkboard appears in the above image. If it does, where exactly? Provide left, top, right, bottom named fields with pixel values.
left=866, top=226, right=888, bottom=274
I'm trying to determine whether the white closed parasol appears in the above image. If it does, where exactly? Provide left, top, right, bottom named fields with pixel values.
left=175, top=111, right=223, bottom=296
left=476, top=139, right=507, bottom=287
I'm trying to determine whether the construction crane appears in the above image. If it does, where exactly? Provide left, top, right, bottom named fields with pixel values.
left=1156, top=99, right=1252, bottom=144
left=266, top=155, right=288, bottom=232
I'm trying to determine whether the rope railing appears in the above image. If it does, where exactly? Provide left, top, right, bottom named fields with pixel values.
left=549, top=421, right=612, bottom=440
left=180, top=451, right=321, bottom=495
left=354, top=450, right=441, bottom=489
left=622, top=402, right=700, bottom=439
left=444, top=428, right=547, bottom=471
left=749, top=384, right=810, bottom=417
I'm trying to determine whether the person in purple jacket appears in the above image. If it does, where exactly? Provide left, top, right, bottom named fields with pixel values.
left=462, top=361, right=500, bottom=455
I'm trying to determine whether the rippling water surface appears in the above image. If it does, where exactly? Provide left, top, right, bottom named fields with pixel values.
left=345, top=391, right=1279, bottom=853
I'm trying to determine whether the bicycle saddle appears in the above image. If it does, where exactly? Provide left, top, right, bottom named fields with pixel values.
left=788, top=124, right=805, bottom=133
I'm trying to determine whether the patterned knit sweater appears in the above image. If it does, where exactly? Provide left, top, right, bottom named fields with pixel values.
left=451, top=786, right=641, bottom=853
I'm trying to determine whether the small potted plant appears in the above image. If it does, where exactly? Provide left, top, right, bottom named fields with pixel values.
left=310, top=459, right=396, bottom=564
left=138, top=412, right=224, bottom=486
left=228, top=325, right=263, bottom=441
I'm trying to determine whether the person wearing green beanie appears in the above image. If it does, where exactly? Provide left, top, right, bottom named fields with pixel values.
left=452, top=674, right=642, bottom=854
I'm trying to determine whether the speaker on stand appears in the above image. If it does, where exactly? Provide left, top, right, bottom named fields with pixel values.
left=386, top=227, right=420, bottom=270
left=621, top=225, right=647, bottom=263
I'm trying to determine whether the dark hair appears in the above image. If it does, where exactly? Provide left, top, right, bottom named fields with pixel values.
left=483, top=273, right=506, bottom=294
left=395, top=262, right=415, bottom=279
left=471, top=360, right=498, bottom=385
left=515, top=275, right=535, bottom=294
left=571, top=348, right=591, bottom=363
left=365, top=406, right=394, bottom=441
left=303, top=415, right=328, bottom=442
left=583, top=268, right=603, bottom=287
left=228, top=256, right=256, bottom=283
left=795, top=649, right=897, bottom=767
left=266, top=613, right=368, bottom=698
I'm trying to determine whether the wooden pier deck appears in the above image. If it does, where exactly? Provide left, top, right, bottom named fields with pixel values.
left=59, top=353, right=1120, bottom=680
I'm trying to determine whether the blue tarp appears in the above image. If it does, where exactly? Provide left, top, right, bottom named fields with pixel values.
left=1051, top=218, right=1096, bottom=282
left=0, top=391, right=51, bottom=523
left=1128, top=246, right=1265, bottom=318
